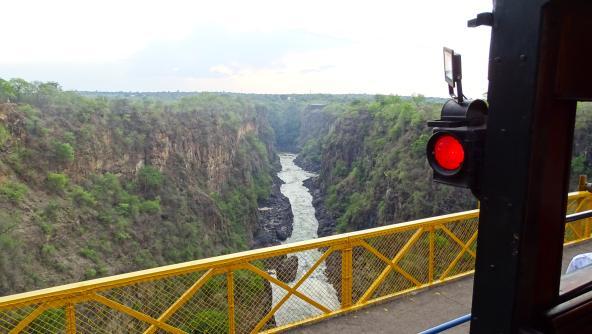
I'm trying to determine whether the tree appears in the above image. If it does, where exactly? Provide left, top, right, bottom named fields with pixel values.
left=36, top=82, right=61, bottom=107
left=52, top=142, right=75, bottom=164
left=0, top=79, right=16, bottom=102
left=46, top=173, right=69, bottom=193
left=9, top=78, right=35, bottom=103
left=137, top=166, right=163, bottom=195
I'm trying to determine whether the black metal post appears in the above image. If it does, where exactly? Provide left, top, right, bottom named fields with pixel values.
left=470, top=0, right=579, bottom=332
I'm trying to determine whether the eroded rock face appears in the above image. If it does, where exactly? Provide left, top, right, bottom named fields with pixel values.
left=0, top=102, right=279, bottom=294
left=68, top=113, right=261, bottom=195
left=318, top=112, right=372, bottom=187
left=254, top=174, right=293, bottom=248
left=262, top=249, right=287, bottom=273
left=275, top=225, right=290, bottom=241
left=260, top=251, right=298, bottom=284
left=303, top=177, right=336, bottom=238
left=293, top=105, right=337, bottom=173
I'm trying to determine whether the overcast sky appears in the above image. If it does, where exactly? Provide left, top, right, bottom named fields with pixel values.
left=1, top=0, right=492, bottom=97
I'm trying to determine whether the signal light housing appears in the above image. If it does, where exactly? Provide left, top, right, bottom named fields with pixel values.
left=426, top=99, right=488, bottom=196
left=429, top=133, right=465, bottom=172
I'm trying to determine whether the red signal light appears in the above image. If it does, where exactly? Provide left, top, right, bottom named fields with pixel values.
left=433, top=134, right=465, bottom=170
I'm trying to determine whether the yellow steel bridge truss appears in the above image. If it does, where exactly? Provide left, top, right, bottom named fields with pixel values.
left=1, top=192, right=591, bottom=334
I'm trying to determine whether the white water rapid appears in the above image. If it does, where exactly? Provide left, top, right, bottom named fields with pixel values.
left=271, top=153, right=339, bottom=325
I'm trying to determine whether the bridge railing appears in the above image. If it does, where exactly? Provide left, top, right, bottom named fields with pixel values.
left=1, top=192, right=591, bottom=334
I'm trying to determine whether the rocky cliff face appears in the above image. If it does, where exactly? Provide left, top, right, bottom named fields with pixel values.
left=61, top=106, right=264, bottom=192
left=317, top=111, right=372, bottom=186
left=0, top=94, right=283, bottom=295
left=294, top=97, right=476, bottom=236
left=294, top=105, right=338, bottom=172
left=297, top=105, right=334, bottom=146
left=254, top=174, right=293, bottom=247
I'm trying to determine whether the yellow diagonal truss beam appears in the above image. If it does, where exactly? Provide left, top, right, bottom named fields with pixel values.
left=357, top=228, right=424, bottom=304
left=440, top=225, right=477, bottom=258
left=90, top=294, right=185, bottom=334
left=574, top=197, right=588, bottom=213
left=360, top=241, right=422, bottom=287
left=567, top=222, right=583, bottom=239
left=440, top=231, right=479, bottom=280
left=143, top=269, right=215, bottom=334
left=3, top=192, right=592, bottom=334
left=9, top=303, right=52, bottom=334
left=244, top=263, right=332, bottom=315
left=250, top=247, right=335, bottom=334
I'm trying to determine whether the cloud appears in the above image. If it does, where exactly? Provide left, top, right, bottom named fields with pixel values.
left=209, top=65, right=236, bottom=76
left=124, top=27, right=349, bottom=79
left=0, top=0, right=493, bottom=96
left=298, top=65, right=335, bottom=75
left=0, top=27, right=348, bottom=91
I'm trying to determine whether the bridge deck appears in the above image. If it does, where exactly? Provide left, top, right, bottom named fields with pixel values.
left=288, top=240, right=592, bottom=334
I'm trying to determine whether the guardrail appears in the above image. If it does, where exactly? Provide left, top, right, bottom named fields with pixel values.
left=1, top=192, right=590, bottom=334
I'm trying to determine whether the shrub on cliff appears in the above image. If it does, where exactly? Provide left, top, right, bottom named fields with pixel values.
left=46, top=173, right=69, bottom=193
left=139, top=199, right=160, bottom=215
left=137, top=166, right=163, bottom=196
left=52, top=141, right=74, bottom=164
left=0, top=124, right=10, bottom=148
left=71, top=186, right=96, bottom=206
left=0, top=180, right=28, bottom=203
left=90, top=173, right=124, bottom=204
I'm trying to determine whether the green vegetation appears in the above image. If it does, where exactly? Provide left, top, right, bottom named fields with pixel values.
left=184, top=310, right=229, bottom=333
left=139, top=199, right=161, bottom=214
left=571, top=102, right=592, bottom=188
left=52, top=142, right=75, bottom=164
left=294, top=96, right=475, bottom=232
left=46, top=173, right=69, bottom=193
left=0, top=76, right=588, bottom=302
left=71, top=185, right=96, bottom=206
left=29, top=308, right=66, bottom=333
left=0, top=78, right=279, bottom=295
left=294, top=98, right=592, bottom=233
left=0, top=124, right=10, bottom=147
left=0, top=180, right=28, bottom=203
left=137, top=166, right=163, bottom=196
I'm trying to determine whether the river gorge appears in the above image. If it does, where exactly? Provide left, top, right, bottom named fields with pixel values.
left=270, top=153, right=340, bottom=325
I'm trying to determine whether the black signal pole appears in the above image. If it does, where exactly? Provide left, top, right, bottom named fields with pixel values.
left=470, top=0, right=592, bottom=333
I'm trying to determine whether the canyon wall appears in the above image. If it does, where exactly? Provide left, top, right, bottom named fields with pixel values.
left=0, top=90, right=278, bottom=295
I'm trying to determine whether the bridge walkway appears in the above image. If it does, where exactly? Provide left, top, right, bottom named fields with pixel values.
left=289, top=240, right=592, bottom=334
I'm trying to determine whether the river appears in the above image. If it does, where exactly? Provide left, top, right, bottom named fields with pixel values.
left=271, top=153, right=339, bottom=325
